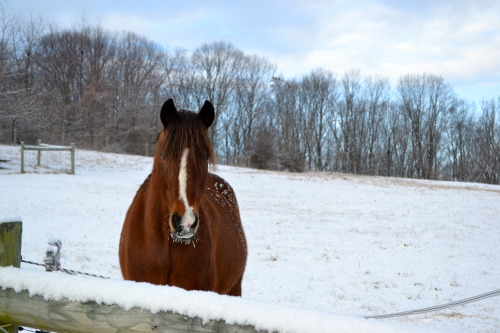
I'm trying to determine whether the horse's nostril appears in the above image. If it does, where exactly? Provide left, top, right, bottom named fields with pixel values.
left=192, top=215, right=199, bottom=230
left=172, top=213, right=182, bottom=232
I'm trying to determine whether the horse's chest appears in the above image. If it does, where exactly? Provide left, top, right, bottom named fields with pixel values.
left=167, top=242, right=212, bottom=290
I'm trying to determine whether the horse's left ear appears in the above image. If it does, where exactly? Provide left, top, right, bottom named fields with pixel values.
left=198, top=100, right=215, bottom=128
left=160, top=99, right=178, bottom=127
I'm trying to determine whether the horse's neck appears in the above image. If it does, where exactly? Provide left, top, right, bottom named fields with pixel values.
left=147, top=169, right=171, bottom=215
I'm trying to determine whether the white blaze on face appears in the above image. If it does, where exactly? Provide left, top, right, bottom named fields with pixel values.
left=178, top=148, right=196, bottom=231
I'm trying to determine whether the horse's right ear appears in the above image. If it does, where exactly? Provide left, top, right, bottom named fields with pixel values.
left=160, top=99, right=178, bottom=127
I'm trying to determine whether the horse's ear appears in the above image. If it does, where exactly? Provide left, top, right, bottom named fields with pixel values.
left=160, top=99, right=178, bottom=127
left=198, top=100, right=214, bottom=128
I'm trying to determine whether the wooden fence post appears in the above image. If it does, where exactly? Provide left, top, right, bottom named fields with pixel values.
left=20, top=142, right=25, bottom=173
left=37, top=139, right=42, bottom=166
left=70, top=143, right=76, bottom=174
left=0, top=221, right=22, bottom=333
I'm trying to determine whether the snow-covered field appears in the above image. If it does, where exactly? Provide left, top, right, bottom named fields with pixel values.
left=1, top=144, right=499, bottom=332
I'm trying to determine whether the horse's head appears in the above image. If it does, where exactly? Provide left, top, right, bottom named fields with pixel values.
left=155, top=99, right=215, bottom=241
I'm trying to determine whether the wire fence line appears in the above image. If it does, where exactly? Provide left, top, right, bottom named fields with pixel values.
left=21, top=258, right=110, bottom=280
left=365, top=289, right=500, bottom=319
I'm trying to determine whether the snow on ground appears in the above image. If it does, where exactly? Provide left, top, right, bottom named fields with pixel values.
left=1, top=144, right=499, bottom=332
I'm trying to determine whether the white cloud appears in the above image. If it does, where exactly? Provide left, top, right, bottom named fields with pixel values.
left=263, top=0, right=499, bottom=101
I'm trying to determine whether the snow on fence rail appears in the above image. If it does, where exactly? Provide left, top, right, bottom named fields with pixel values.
left=0, top=277, right=263, bottom=333
left=20, top=140, right=75, bottom=174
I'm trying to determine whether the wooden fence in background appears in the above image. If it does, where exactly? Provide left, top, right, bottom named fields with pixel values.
left=20, top=140, right=75, bottom=174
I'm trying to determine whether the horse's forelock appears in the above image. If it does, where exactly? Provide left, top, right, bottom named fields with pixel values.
left=157, top=111, right=215, bottom=175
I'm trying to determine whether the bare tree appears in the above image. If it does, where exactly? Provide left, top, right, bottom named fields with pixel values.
left=444, top=100, right=475, bottom=181
left=0, top=7, right=45, bottom=144
left=299, top=68, right=338, bottom=171
left=35, top=28, right=87, bottom=143
left=231, top=54, right=275, bottom=165
left=333, top=69, right=366, bottom=173
left=191, top=41, right=245, bottom=153
left=270, top=76, right=304, bottom=172
left=379, top=102, right=410, bottom=177
left=110, top=31, right=167, bottom=153
left=473, top=99, right=499, bottom=184
left=74, top=25, right=116, bottom=149
left=164, top=48, right=200, bottom=109
left=397, top=73, right=455, bottom=179
left=362, top=76, right=390, bottom=175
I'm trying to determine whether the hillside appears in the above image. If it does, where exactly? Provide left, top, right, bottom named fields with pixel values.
left=1, top=144, right=499, bottom=332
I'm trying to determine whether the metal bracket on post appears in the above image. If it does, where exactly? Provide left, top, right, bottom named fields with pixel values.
left=43, top=239, right=62, bottom=272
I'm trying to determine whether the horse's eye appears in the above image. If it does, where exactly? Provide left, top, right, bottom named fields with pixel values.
left=160, top=152, right=166, bottom=161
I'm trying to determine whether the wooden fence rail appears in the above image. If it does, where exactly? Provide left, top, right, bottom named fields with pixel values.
left=0, top=285, right=262, bottom=333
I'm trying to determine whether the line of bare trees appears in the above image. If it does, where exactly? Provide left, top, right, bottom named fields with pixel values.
left=0, top=10, right=498, bottom=184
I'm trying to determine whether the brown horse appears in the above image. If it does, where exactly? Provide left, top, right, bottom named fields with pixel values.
left=119, top=99, right=247, bottom=296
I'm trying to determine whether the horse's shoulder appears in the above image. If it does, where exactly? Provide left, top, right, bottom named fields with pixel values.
left=208, top=172, right=226, bottom=185
left=208, top=172, right=234, bottom=191
left=206, top=173, right=238, bottom=209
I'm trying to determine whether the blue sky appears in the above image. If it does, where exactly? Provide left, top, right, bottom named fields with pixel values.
left=6, top=0, right=500, bottom=103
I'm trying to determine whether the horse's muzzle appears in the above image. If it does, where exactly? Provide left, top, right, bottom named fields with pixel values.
left=170, top=213, right=198, bottom=241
